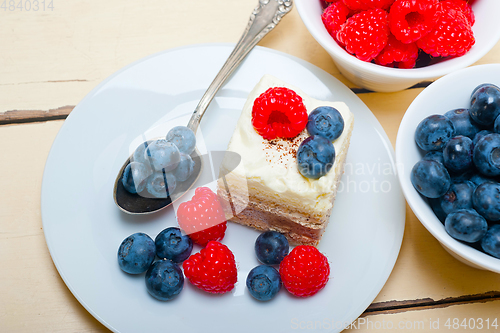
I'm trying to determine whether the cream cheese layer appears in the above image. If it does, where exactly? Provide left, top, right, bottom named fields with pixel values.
left=222, top=75, right=354, bottom=213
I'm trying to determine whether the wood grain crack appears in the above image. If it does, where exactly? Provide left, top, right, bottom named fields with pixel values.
left=0, top=106, right=74, bottom=125
left=363, top=291, right=500, bottom=316
left=0, top=79, right=89, bottom=86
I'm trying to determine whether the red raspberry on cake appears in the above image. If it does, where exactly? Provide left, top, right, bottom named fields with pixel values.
left=177, top=187, right=227, bottom=246
left=252, top=87, right=308, bottom=140
left=343, top=0, right=395, bottom=11
left=375, top=34, right=419, bottom=68
left=322, top=1, right=351, bottom=40
left=417, top=1, right=475, bottom=57
left=337, top=8, right=389, bottom=62
left=279, top=245, right=330, bottom=297
left=389, top=0, right=440, bottom=44
left=183, top=241, right=237, bottom=294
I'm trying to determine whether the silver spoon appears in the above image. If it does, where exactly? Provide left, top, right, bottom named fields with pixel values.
left=113, top=0, right=293, bottom=215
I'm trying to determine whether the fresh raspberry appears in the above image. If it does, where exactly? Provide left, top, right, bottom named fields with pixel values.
left=389, top=0, right=440, bottom=44
left=177, top=187, right=227, bottom=246
left=417, top=2, right=475, bottom=57
left=322, top=1, right=351, bottom=40
left=182, top=241, right=237, bottom=294
left=252, top=87, right=308, bottom=140
left=336, top=8, right=389, bottom=62
left=441, top=0, right=475, bottom=26
left=375, top=34, right=419, bottom=68
left=399, top=59, right=419, bottom=68
left=321, top=0, right=342, bottom=9
left=343, top=0, right=395, bottom=11
left=279, top=245, right=330, bottom=297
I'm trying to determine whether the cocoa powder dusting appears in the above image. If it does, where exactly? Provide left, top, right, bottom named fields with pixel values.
left=262, top=132, right=307, bottom=165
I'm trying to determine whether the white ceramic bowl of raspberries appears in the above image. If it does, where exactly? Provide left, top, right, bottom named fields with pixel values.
left=396, top=64, right=500, bottom=273
left=295, top=0, right=500, bottom=92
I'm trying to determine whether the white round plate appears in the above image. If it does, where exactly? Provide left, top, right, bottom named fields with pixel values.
left=42, top=44, right=405, bottom=333
left=396, top=64, right=500, bottom=273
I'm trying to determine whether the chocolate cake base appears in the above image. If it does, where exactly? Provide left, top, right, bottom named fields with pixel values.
left=217, top=186, right=327, bottom=246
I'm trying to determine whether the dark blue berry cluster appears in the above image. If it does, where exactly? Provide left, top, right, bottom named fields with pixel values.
left=121, top=126, right=196, bottom=198
left=297, top=106, right=344, bottom=179
left=117, top=227, right=193, bottom=301
left=411, top=83, right=500, bottom=259
left=246, top=231, right=289, bottom=301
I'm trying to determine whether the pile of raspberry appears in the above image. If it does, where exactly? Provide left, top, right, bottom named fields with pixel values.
left=321, top=0, right=477, bottom=68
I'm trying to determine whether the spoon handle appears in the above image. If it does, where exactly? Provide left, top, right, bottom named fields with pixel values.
left=186, top=0, right=293, bottom=133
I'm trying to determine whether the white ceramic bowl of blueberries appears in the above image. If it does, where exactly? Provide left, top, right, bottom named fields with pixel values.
left=396, top=64, right=500, bottom=273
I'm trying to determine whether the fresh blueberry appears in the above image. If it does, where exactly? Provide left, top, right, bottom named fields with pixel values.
left=443, top=136, right=474, bottom=174
left=423, top=151, right=444, bottom=165
left=117, top=232, right=156, bottom=274
left=166, top=126, right=196, bottom=155
left=121, top=161, right=152, bottom=194
left=473, top=133, right=500, bottom=176
left=428, top=198, right=447, bottom=223
left=444, top=108, right=480, bottom=139
left=471, top=83, right=500, bottom=99
left=473, top=181, right=500, bottom=221
left=155, top=227, right=193, bottom=263
left=470, top=173, right=496, bottom=187
left=414, top=115, right=455, bottom=151
left=132, top=140, right=153, bottom=165
left=122, top=163, right=140, bottom=194
left=146, top=171, right=177, bottom=198
left=469, top=85, right=500, bottom=127
left=306, top=106, right=344, bottom=141
left=173, top=153, right=195, bottom=182
left=473, top=130, right=493, bottom=145
left=445, top=209, right=488, bottom=243
left=145, top=260, right=184, bottom=301
left=494, top=115, right=500, bottom=134
left=450, top=169, right=476, bottom=183
left=481, top=225, right=500, bottom=259
left=255, top=231, right=289, bottom=265
left=246, top=265, right=281, bottom=301
left=439, top=181, right=475, bottom=215
left=297, top=135, right=335, bottom=179
left=146, top=139, right=181, bottom=172
left=411, top=160, right=451, bottom=198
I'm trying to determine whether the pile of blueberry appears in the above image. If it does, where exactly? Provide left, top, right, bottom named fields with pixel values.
left=297, top=106, right=344, bottom=179
left=410, top=83, right=500, bottom=259
left=121, top=126, right=196, bottom=198
left=117, top=228, right=193, bottom=301
left=246, top=231, right=289, bottom=301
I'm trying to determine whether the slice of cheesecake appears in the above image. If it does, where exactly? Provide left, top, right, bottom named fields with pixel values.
left=217, top=75, right=354, bottom=246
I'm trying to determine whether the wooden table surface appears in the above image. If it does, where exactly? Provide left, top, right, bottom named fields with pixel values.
left=2, top=0, right=500, bottom=332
